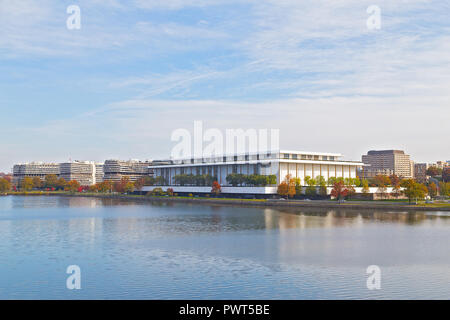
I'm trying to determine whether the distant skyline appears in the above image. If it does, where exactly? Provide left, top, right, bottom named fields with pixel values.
left=1, top=1, right=449, bottom=172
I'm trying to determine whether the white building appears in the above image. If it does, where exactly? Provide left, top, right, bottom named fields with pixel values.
left=147, top=150, right=363, bottom=195
left=12, top=162, right=60, bottom=186
left=60, top=161, right=104, bottom=186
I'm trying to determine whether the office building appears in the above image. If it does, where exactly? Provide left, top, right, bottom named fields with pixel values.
left=103, top=160, right=152, bottom=182
left=12, top=162, right=60, bottom=185
left=60, top=161, right=103, bottom=186
left=361, top=150, right=414, bottom=179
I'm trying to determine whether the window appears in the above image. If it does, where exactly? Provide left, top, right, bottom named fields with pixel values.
left=245, top=154, right=249, bottom=161
left=292, top=154, right=298, bottom=160
left=301, top=155, right=307, bottom=160
left=329, top=156, right=334, bottom=161
left=234, top=156, right=238, bottom=161
left=223, top=156, right=227, bottom=162
left=314, top=155, right=319, bottom=160
left=323, top=156, right=328, bottom=161
left=284, top=154, right=290, bottom=159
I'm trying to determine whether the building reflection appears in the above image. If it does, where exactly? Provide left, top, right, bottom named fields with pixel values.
left=264, top=207, right=443, bottom=231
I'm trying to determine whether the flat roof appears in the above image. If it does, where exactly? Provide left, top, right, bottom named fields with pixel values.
left=150, top=159, right=364, bottom=169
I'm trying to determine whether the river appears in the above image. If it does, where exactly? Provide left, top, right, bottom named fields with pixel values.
left=0, top=196, right=449, bottom=299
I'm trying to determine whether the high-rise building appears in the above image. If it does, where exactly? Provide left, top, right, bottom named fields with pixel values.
left=361, top=150, right=414, bottom=179
left=103, top=160, right=152, bottom=182
left=414, top=163, right=429, bottom=183
left=60, top=161, right=104, bottom=186
left=12, top=162, right=60, bottom=185
left=94, top=163, right=104, bottom=184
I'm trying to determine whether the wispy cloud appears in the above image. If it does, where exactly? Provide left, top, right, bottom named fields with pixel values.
left=0, top=0, right=449, bottom=170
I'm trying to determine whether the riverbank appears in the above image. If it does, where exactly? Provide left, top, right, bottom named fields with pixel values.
left=3, top=191, right=450, bottom=211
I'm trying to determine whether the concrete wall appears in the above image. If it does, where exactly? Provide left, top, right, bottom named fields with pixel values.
left=142, top=186, right=278, bottom=194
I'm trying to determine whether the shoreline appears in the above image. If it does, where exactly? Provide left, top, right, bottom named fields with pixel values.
left=3, top=192, right=449, bottom=211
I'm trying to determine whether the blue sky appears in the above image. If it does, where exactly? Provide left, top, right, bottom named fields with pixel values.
left=1, top=0, right=449, bottom=171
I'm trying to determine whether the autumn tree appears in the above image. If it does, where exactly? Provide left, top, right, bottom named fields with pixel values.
left=401, top=179, right=428, bottom=204
left=330, top=181, right=348, bottom=201
left=443, top=167, right=450, bottom=183
left=374, top=175, right=391, bottom=199
left=0, top=178, right=11, bottom=192
left=211, top=181, right=221, bottom=196
left=389, top=174, right=401, bottom=188
left=45, top=174, right=58, bottom=189
left=97, top=180, right=113, bottom=193
left=66, top=180, right=81, bottom=193
left=32, top=177, right=43, bottom=189
left=428, top=183, right=438, bottom=199
left=114, top=177, right=130, bottom=193
left=124, top=181, right=135, bottom=194
left=426, top=166, right=442, bottom=177
left=56, top=178, right=67, bottom=191
left=277, top=181, right=289, bottom=198
left=21, top=177, right=34, bottom=191
left=134, top=178, right=145, bottom=191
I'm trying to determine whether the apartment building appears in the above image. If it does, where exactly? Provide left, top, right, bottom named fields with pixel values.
left=414, top=163, right=429, bottom=183
left=103, top=160, right=152, bottom=182
left=95, top=163, right=104, bottom=184
left=12, top=162, right=60, bottom=185
left=60, top=161, right=104, bottom=186
left=361, top=150, right=414, bottom=179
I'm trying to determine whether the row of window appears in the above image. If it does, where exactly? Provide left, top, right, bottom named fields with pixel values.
left=170, top=153, right=339, bottom=165
left=282, top=154, right=335, bottom=161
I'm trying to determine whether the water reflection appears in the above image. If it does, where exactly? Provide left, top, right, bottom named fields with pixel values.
left=0, top=196, right=449, bottom=299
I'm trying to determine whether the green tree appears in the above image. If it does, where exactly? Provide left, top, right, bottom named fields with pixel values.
left=305, top=176, right=317, bottom=197
left=316, top=176, right=327, bottom=197
left=401, top=179, right=428, bottom=204
left=438, top=181, right=450, bottom=196
left=361, top=179, right=370, bottom=196
left=327, top=177, right=337, bottom=186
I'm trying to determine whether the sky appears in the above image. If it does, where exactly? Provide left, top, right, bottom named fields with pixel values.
left=0, top=0, right=449, bottom=172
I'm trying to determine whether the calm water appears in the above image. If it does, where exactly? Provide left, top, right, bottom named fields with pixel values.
left=0, top=196, right=449, bottom=299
